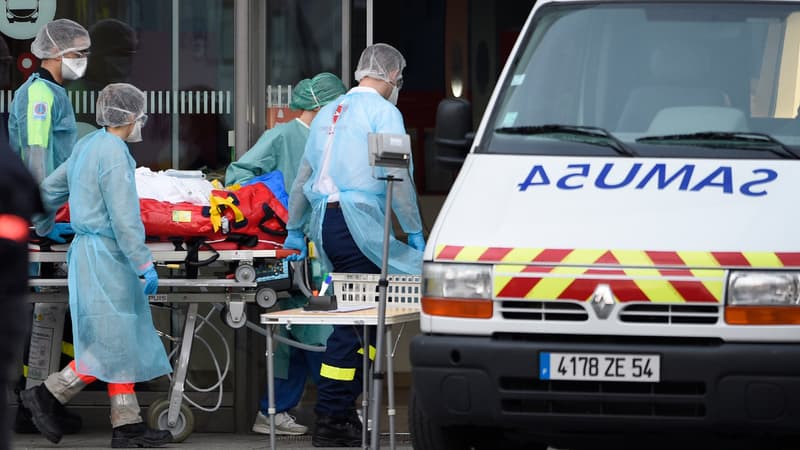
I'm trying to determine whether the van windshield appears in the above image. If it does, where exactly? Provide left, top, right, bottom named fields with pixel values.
left=485, top=2, right=800, bottom=158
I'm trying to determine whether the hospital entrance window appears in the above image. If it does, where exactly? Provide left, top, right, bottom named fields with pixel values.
left=2, top=0, right=236, bottom=412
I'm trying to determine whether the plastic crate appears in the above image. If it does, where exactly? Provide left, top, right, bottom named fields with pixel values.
left=330, top=272, right=421, bottom=309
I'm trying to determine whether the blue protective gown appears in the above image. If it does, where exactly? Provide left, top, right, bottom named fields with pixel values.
left=36, top=129, right=172, bottom=383
left=9, top=72, right=77, bottom=177
left=287, top=87, right=423, bottom=274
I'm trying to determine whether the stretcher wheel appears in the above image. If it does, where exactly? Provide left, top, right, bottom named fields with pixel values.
left=255, top=287, right=278, bottom=309
left=235, top=264, right=256, bottom=283
left=147, top=398, right=194, bottom=443
left=221, top=306, right=248, bottom=329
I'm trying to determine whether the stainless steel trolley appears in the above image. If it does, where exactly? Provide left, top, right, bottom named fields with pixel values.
left=28, top=240, right=304, bottom=441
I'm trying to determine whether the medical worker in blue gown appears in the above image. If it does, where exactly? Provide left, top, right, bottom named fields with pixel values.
left=284, top=43, right=426, bottom=448
left=20, top=83, right=173, bottom=449
left=225, top=72, right=347, bottom=436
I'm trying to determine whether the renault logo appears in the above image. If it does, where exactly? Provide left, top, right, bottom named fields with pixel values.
left=590, top=283, right=616, bottom=319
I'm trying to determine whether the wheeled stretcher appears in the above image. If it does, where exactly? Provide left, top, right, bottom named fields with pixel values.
left=27, top=239, right=310, bottom=442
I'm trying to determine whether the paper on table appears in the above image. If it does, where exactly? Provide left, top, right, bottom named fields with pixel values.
left=307, top=305, right=376, bottom=313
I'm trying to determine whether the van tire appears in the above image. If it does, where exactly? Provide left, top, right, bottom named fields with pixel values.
left=409, top=386, right=549, bottom=450
left=409, top=386, right=470, bottom=450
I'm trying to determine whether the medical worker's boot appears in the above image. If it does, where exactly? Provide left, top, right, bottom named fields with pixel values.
left=14, top=399, right=83, bottom=434
left=312, top=412, right=363, bottom=447
left=111, top=423, right=173, bottom=448
left=13, top=403, right=39, bottom=434
left=19, top=384, right=63, bottom=444
left=54, top=401, right=84, bottom=433
left=110, top=393, right=173, bottom=448
left=13, top=384, right=38, bottom=434
left=20, top=362, right=90, bottom=441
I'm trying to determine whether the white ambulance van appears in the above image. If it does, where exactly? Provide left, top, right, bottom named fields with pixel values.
left=410, top=1, right=800, bottom=449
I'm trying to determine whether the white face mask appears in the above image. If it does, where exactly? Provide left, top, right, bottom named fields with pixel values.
left=61, top=57, right=87, bottom=80
left=125, top=119, right=143, bottom=143
left=388, top=84, right=399, bottom=105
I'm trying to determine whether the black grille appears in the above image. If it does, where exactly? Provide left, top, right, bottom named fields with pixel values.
left=501, top=301, right=589, bottom=321
left=499, top=378, right=706, bottom=418
left=619, top=304, right=719, bottom=325
left=491, top=333, right=723, bottom=346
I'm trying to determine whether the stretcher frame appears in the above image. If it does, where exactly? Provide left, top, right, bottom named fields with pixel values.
left=27, top=243, right=303, bottom=441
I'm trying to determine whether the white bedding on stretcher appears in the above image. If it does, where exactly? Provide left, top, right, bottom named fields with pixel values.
left=135, top=167, right=215, bottom=205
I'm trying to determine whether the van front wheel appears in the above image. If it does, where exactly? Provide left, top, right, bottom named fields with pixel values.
left=409, top=386, right=548, bottom=450
left=409, top=386, right=474, bottom=450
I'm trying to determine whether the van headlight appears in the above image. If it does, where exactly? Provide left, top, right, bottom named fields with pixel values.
left=421, top=263, right=493, bottom=319
left=727, top=271, right=800, bottom=306
left=726, top=271, right=800, bottom=325
left=423, top=263, right=492, bottom=298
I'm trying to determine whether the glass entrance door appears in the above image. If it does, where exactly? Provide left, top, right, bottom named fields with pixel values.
left=261, top=0, right=367, bottom=132
left=2, top=0, right=235, bottom=174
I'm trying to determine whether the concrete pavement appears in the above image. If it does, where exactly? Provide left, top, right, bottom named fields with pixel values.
left=12, top=431, right=414, bottom=450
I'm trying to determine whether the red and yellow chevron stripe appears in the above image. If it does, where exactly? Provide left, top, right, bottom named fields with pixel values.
left=435, top=245, right=800, bottom=303
left=435, top=245, right=800, bottom=268
left=492, top=264, right=724, bottom=303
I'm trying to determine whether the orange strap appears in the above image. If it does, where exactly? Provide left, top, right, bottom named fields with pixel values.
left=107, top=383, right=135, bottom=397
left=0, top=214, right=29, bottom=242
left=68, top=360, right=97, bottom=384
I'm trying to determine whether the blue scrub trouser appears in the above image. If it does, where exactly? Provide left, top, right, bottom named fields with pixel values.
left=259, top=338, right=323, bottom=414
left=315, top=207, right=379, bottom=417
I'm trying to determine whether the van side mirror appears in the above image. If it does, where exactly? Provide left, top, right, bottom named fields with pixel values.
left=434, top=98, right=474, bottom=171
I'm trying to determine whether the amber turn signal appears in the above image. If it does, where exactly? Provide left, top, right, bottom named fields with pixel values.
left=725, top=306, right=800, bottom=325
left=421, top=297, right=493, bottom=319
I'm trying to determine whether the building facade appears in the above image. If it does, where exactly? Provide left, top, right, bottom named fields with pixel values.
left=4, top=0, right=532, bottom=432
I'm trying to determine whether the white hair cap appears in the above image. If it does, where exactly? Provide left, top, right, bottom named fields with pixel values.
left=31, top=19, right=90, bottom=59
left=354, top=43, right=406, bottom=84
left=96, top=83, right=146, bottom=127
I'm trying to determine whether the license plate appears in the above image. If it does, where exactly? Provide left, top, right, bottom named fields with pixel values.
left=540, top=352, right=660, bottom=382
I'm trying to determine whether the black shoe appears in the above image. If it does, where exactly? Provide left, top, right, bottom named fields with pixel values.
left=111, top=422, right=173, bottom=448
left=14, top=400, right=83, bottom=435
left=13, top=404, right=39, bottom=434
left=312, top=413, right=363, bottom=447
left=54, top=400, right=83, bottom=434
left=19, top=384, right=63, bottom=444
left=345, top=409, right=364, bottom=428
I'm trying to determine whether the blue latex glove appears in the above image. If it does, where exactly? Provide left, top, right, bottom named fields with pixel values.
left=408, top=232, right=426, bottom=251
left=41, top=223, right=74, bottom=244
left=141, top=265, right=159, bottom=295
left=284, top=230, right=307, bottom=261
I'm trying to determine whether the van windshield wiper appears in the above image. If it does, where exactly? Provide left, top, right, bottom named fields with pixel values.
left=636, top=131, right=800, bottom=159
left=495, top=124, right=637, bottom=157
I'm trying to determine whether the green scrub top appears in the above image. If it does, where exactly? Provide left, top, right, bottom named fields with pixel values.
left=227, top=118, right=332, bottom=378
left=225, top=118, right=309, bottom=192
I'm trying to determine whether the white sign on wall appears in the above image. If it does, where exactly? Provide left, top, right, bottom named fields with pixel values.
left=0, top=0, right=57, bottom=40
